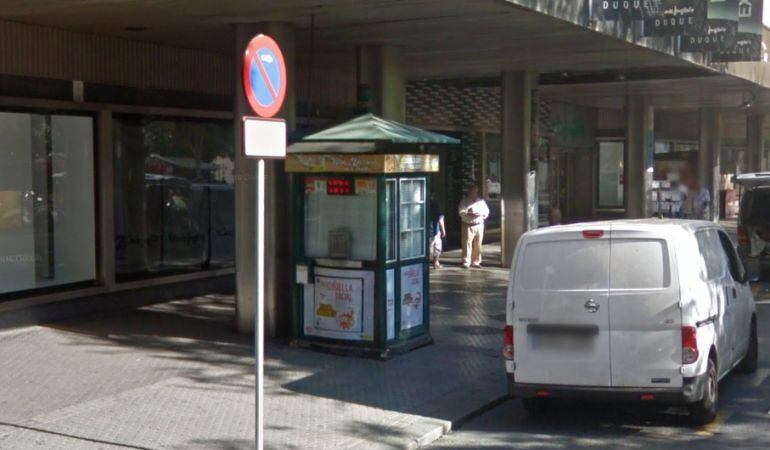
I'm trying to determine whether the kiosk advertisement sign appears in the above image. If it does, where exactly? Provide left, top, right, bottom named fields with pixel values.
left=400, top=264, right=424, bottom=331
left=303, top=267, right=375, bottom=341
left=314, top=276, right=363, bottom=334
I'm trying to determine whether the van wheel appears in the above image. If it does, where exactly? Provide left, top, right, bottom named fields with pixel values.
left=521, top=397, right=550, bottom=416
left=738, top=319, right=758, bottom=374
left=689, top=358, right=718, bottom=425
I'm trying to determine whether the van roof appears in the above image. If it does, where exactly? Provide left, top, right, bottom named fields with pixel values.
left=525, top=219, right=719, bottom=237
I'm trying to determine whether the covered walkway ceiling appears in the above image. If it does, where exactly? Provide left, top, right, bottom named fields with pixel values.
left=1, top=0, right=768, bottom=111
left=0, top=0, right=704, bottom=76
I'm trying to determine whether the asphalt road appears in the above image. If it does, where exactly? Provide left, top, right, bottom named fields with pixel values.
left=427, top=301, right=770, bottom=450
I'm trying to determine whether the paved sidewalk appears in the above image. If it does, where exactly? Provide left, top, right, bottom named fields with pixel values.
left=0, top=245, right=508, bottom=450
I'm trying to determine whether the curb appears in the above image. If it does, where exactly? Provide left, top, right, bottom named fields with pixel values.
left=405, top=394, right=512, bottom=449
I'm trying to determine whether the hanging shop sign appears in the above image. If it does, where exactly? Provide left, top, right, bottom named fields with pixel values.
left=711, top=0, right=763, bottom=61
left=711, top=33, right=762, bottom=61
left=680, top=21, right=737, bottom=51
left=593, top=0, right=647, bottom=20
left=642, top=0, right=706, bottom=37
left=682, top=0, right=739, bottom=52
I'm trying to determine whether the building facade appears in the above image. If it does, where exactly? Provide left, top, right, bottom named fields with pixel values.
left=1, top=0, right=770, bottom=336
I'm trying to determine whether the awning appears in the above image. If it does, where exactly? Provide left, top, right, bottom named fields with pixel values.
left=288, top=113, right=460, bottom=153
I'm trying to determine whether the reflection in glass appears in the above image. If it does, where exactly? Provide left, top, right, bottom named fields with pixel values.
left=113, top=115, right=234, bottom=280
left=0, top=112, right=96, bottom=295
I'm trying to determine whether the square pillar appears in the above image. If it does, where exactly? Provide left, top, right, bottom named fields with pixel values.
left=746, top=114, right=765, bottom=173
left=234, top=23, right=296, bottom=335
left=699, top=108, right=722, bottom=222
left=501, top=71, right=536, bottom=268
left=356, top=45, right=405, bottom=122
left=625, top=96, right=653, bottom=219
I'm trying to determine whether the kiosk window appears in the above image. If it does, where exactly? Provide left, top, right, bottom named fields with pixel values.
left=304, top=177, right=377, bottom=261
left=399, top=178, right=426, bottom=259
left=386, top=180, right=397, bottom=261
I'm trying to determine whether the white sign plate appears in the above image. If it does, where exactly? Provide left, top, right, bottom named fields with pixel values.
left=243, top=116, right=286, bottom=159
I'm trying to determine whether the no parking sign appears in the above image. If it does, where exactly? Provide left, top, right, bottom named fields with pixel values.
left=242, top=34, right=289, bottom=450
left=242, top=34, right=287, bottom=118
left=241, top=34, right=287, bottom=159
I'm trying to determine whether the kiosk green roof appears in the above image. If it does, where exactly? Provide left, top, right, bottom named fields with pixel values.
left=288, top=113, right=460, bottom=153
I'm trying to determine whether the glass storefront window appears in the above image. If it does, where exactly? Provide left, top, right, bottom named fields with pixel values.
left=399, top=178, right=425, bottom=259
left=597, top=141, right=624, bottom=208
left=0, top=111, right=96, bottom=295
left=304, top=177, right=377, bottom=261
left=113, top=115, right=234, bottom=281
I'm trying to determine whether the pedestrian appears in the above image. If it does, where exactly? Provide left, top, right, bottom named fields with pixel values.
left=458, top=184, right=489, bottom=268
left=684, top=179, right=711, bottom=220
left=429, top=193, right=446, bottom=269
left=693, top=184, right=711, bottom=220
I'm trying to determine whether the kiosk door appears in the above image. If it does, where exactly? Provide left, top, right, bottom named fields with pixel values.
left=384, top=176, right=430, bottom=342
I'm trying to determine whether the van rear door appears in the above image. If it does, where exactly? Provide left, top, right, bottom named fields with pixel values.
left=608, top=228, right=683, bottom=388
left=513, top=227, right=611, bottom=387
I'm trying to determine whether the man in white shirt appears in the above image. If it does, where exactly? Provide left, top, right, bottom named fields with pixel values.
left=458, top=185, right=490, bottom=268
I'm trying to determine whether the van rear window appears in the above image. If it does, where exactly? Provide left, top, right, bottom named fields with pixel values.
left=519, top=240, right=609, bottom=291
left=609, top=239, right=670, bottom=289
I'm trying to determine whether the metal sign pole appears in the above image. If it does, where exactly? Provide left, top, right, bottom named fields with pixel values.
left=241, top=34, right=287, bottom=450
left=256, top=158, right=265, bottom=450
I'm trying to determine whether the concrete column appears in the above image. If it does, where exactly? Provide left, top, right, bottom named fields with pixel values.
left=234, top=23, right=296, bottom=335
left=96, top=110, right=115, bottom=288
left=625, top=96, right=654, bottom=218
left=356, top=45, right=405, bottom=121
left=699, top=108, right=722, bottom=222
left=746, top=114, right=766, bottom=173
left=500, top=71, right=536, bottom=268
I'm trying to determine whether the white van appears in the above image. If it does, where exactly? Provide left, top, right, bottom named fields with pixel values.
left=503, top=220, right=758, bottom=424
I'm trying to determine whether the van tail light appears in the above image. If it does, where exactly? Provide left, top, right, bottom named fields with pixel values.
left=582, top=230, right=604, bottom=239
left=682, top=326, right=699, bottom=364
left=503, top=325, right=514, bottom=360
left=738, top=226, right=750, bottom=247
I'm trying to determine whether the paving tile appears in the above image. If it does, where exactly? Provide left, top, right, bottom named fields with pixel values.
left=0, top=245, right=508, bottom=450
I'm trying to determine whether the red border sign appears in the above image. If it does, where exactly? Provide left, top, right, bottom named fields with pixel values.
left=242, top=34, right=287, bottom=118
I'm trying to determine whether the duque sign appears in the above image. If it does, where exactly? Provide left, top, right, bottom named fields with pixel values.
left=593, top=0, right=647, bottom=20
left=681, top=0, right=739, bottom=52
left=590, top=0, right=763, bottom=61
left=642, top=0, right=706, bottom=37
left=712, top=0, right=763, bottom=62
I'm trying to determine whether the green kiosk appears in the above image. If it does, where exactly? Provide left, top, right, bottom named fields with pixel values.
left=287, top=114, right=459, bottom=358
